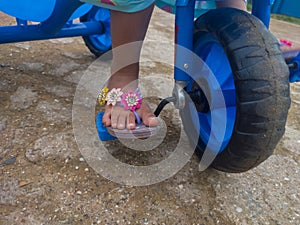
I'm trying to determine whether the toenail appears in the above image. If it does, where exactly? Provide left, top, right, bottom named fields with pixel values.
left=149, top=117, right=157, bottom=122
left=128, top=123, right=135, bottom=128
left=118, top=124, right=125, bottom=129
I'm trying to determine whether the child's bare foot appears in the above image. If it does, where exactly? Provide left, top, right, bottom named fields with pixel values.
left=102, top=100, right=158, bottom=130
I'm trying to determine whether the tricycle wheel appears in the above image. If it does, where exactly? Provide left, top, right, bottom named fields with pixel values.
left=80, top=6, right=112, bottom=57
left=181, top=8, right=290, bottom=172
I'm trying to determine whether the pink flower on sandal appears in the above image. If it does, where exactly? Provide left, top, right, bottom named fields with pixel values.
left=121, top=91, right=142, bottom=111
left=106, top=88, right=123, bottom=106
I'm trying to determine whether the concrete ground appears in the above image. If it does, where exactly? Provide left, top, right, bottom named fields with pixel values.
left=0, top=7, right=299, bottom=225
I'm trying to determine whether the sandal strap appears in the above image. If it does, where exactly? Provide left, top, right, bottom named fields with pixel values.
left=98, top=86, right=143, bottom=113
left=133, top=110, right=141, bottom=125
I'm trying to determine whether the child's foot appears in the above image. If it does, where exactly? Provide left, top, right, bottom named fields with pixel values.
left=100, top=70, right=158, bottom=131
left=102, top=100, right=159, bottom=130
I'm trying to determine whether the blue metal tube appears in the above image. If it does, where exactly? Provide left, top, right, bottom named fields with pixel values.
left=174, top=0, right=196, bottom=81
left=252, top=0, right=273, bottom=28
left=0, top=22, right=103, bottom=44
left=40, top=0, right=83, bottom=35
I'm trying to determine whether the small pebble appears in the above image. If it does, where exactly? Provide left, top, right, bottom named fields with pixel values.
left=76, top=191, right=82, bottom=195
left=79, top=157, right=85, bottom=162
left=0, top=157, right=16, bottom=166
left=84, top=168, right=89, bottom=172
left=0, top=118, right=7, bottom=131
left=75, top=166, right=79, bottom=170
left=178, top=184, right=183, bottom=190
left=236, top=207, right=243, bottom=213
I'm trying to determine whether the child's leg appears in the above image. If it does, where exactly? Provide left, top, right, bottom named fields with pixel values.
left=102, top=3, right=158, bottom=130
left=216, top=0, right=247, bottom=11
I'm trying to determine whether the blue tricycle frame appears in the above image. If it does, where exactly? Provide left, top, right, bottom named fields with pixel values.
left=0, top=0, right=299, bottom=172
left=0, top=0, right=299, bottom=80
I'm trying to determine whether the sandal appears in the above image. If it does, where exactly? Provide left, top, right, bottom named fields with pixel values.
left=96, top=86, right=158, bottom=140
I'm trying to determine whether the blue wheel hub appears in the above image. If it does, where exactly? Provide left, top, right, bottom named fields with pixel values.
left=84, top=6, right=111, bottom=52
left=190, top=33, right=237, bottom=153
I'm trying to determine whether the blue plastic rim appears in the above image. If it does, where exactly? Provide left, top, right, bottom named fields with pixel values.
left=83, top=6, right=112, bottom=52
left=191, top=32, right=237, bottom=153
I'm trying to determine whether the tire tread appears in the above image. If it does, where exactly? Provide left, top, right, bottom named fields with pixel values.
left=192, top=8, right=290, bottom=172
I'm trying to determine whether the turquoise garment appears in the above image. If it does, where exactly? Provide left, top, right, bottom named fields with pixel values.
left=156, top=0, right=247, bottom=17
left=79, top=0, right=155, bottom=13
left=80, top=0, right=247, bottom=15
left=156, top=0, right=216, bottom=17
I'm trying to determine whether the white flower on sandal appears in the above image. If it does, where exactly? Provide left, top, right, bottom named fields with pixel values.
left=106, top=88, right=123, bottom=106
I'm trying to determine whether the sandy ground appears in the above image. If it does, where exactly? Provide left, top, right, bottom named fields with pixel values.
left=0, top=7, right=299, bottom=225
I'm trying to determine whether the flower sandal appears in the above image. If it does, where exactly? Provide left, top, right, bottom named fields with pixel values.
left=97, top=86, right=158, bottom=140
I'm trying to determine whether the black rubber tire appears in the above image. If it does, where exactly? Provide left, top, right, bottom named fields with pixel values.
left=182, top=8, right=291, bottom=172
left=80, top=7, right=112, bottom=57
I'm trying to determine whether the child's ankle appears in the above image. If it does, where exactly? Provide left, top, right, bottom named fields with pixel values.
left=108, top=73, right=138, bottom=91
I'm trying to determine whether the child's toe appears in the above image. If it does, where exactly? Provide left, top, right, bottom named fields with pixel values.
left=111, top=111, right=118, bottom=128
left=102, top=107, right=112, bottom=127
left=117, top=115, right=126, bottom=130
left=143, top=115, right=158, bottom=127
left=127, top=113, right=136, bottom=130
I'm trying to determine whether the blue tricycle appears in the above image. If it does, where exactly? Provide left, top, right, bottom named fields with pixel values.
left=1, top=0, right=299, bottom=172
